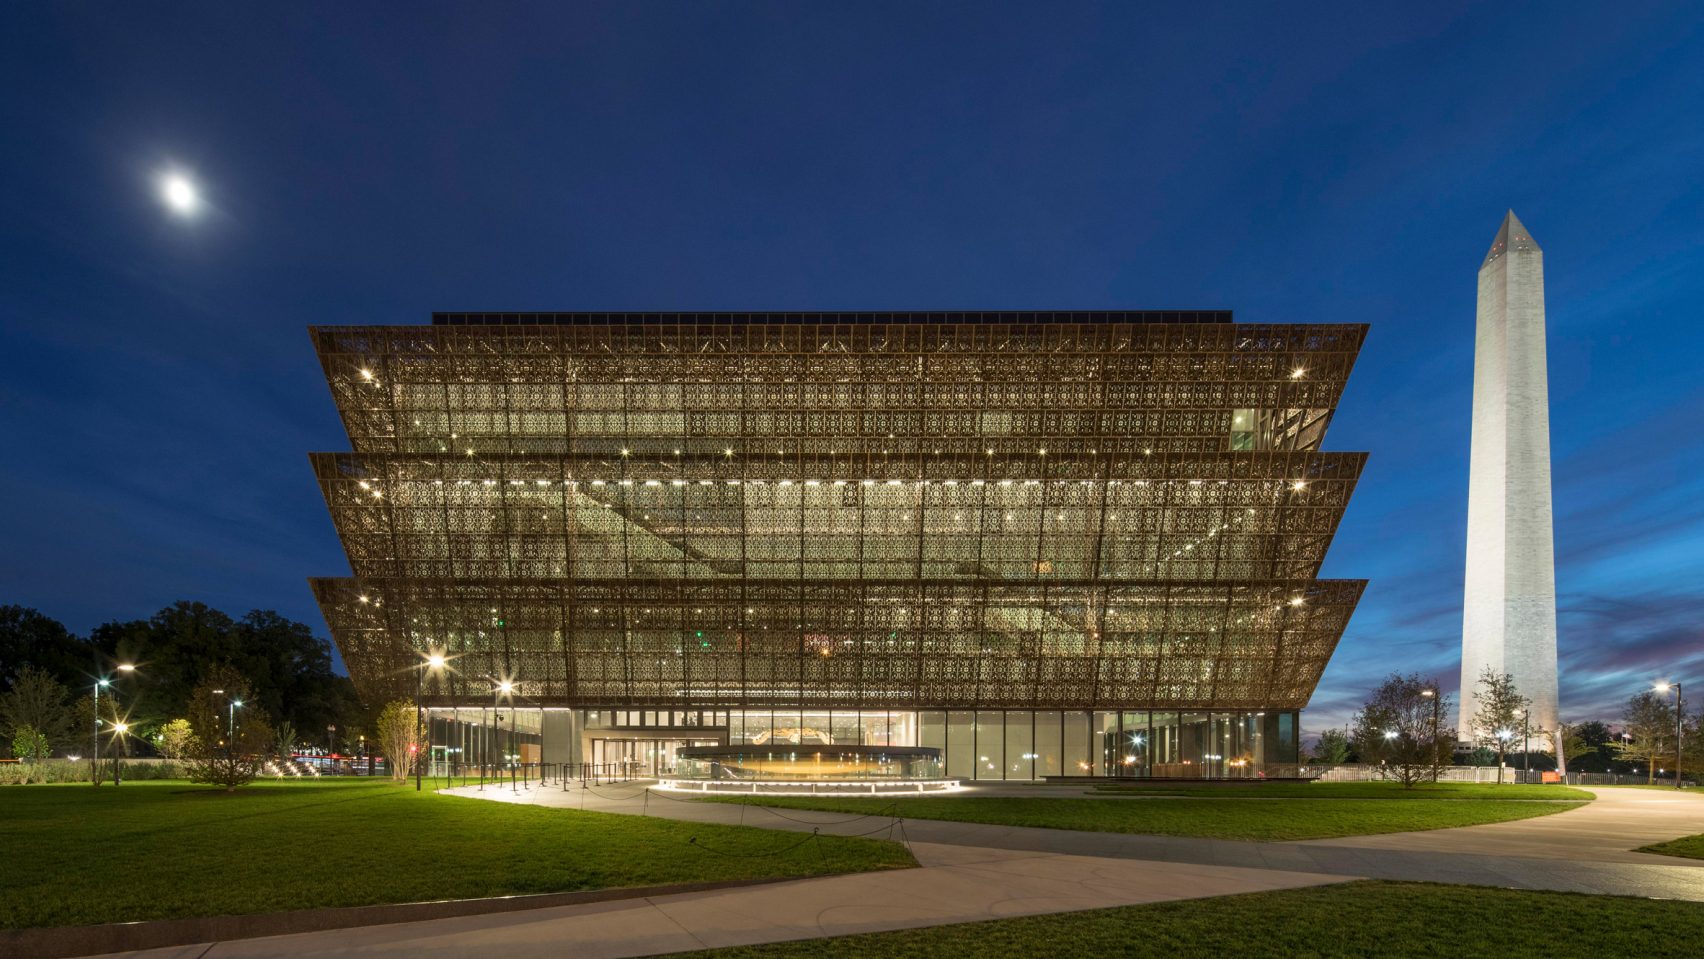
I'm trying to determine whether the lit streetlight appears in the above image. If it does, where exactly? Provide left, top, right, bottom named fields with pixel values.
left=1654, top=682, right=1684, bottom=790
left=1421, top=687, right=1441, bottom=782
left=92, top=662, right=136, bottom=787
left=415, top=652, right=447, bottom=791
left=111, top=721, right=131, bottom=786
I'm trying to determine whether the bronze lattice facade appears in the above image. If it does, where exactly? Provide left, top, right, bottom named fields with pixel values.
left=310, top=312, right=1366, bottom=733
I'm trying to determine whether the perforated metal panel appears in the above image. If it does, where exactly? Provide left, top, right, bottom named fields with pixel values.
left=309, top=315, right=1367, bottom=710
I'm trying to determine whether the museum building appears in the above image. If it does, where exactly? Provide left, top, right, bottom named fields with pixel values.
left=309, top=311, right=1366, bottom=782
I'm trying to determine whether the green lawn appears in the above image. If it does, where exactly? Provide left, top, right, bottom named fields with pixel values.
left=1091, top=781, right=1593, bottom=800
left=698, top=793, right=1586, bottom=841
left=665, top=880, right=1704, bottom=959
left=1640, top=834, right=1704, bottom=860
left=0, top=779, right=913, bottom=929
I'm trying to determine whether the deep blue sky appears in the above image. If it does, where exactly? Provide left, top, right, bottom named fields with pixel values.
left=3, top=4, right=1700, bottom=734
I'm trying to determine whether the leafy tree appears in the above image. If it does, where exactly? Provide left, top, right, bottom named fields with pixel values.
left=1559, top=720, right=1614, bottom=772
left=11, top=726, right=50, bottom=763
left=184, top=667, right=273, bottom=791
left=1354, top=674, right=1454, bottom=787
left=275, top=720, right=298, bottom=760
left=0, top=666, right=76, bottom=754
left=1463, top=745, right=1496, bottom=767
left=0, top=606, right=89, bottom=692
left=1311, top=728, right=1351, bottom=765
left=155, top=718, right=196, bottom=760
left=88, top=603, right=365, bottom=740
left=1617, top=692, right=1675, bottom=784
left=375, top=700, right=419, bottom=783
left=1471, top=668, right=1528, bottom=783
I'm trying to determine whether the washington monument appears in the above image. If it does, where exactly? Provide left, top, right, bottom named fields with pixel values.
left=1460, top=210, right=1560, bottom=754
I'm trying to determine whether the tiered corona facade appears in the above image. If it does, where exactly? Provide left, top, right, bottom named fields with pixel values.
left=310, top=312, right=1367, bottom=778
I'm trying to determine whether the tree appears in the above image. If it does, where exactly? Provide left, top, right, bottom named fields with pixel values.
left=0, top=606, right=89, bottom=692
left=1561, top=720, right=1615, bottom=773
left=155, top=718, right=196, bottom=760
left=1470, top=668, right=1527, bottom=783
left=184, top=667, right=273, bottom=791
left=1617, top=692, right=1675, bottom=784
left=12, top=726, right=50, bottom=764
left=274, top=720, right=297, bottom=760
left=1312, top=728, right=1351, bottom=765
left=0, top=666, right=76, bottom=755
left=88, top=603, right=365, bottom=742
left=375, top=700, right=418, bottom=784
left=1354, top=674, right=1455, bottom=787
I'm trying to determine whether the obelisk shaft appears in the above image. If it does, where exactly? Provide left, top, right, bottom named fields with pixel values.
left=1460, top=211, right=1560, bottom=752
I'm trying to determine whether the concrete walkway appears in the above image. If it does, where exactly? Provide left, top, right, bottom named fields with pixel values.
left=455, top=779, right=1704, bottom=899
left=96, top=783, right=1704, bottom=959
left=101, top=842, right=1341, bottom=959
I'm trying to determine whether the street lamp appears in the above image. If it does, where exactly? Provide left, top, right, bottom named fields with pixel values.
left=1496, top=728, right=1514, bottom=784
left=495, top=679, right=516, bottom=792
left=91, top=662, right=137, bottom=787
left=229, top=699, right=244, bottom=738
left=416, top=653, right=447, bottom=791
left=1421, top=688, right=1441, bottom=782
left=1655, top=682, right=1684, bottom=790
left=1515, top=708, right=1531, bottom=781
left=91, top=677, right=110, bottom=787
left=111, top=721, right=131, bottom=786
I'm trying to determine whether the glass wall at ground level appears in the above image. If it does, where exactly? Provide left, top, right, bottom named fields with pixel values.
left=424, top=706, right=1300, bottom=780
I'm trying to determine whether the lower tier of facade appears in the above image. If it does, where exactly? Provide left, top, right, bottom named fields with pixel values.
left=419, top=705, right=1300, bottom=781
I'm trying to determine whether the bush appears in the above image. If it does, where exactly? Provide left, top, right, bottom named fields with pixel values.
left=0, top=759, right=191, bottom=785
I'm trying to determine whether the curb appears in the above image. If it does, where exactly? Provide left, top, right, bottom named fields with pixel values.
left=1, top=876, right=790, bottom=959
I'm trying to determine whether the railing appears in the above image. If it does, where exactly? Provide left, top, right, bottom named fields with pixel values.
left=1309, top=764, right=1551, bottom=784
left=426, top=760, right=647, bottom=791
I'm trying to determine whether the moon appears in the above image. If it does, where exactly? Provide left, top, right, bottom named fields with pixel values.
left=159, top=172, right=199, bottom=215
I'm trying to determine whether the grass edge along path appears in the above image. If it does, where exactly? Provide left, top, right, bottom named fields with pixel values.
left=1090, top=781, right=1594, bottom=800
left=1639, top=834, right=1704, bottom=860
left=695, top=793, right=1587, bottom=841
left=662, top=879, right=1704, bottom=959
left=0, top=779, right=914, bottom=930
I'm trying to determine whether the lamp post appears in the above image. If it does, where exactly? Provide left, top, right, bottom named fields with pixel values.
left=91, top=677, right=110, bottom=787
left=92, top=662, right=137, bottom=787
left=228, top=698, right=244, bottom=738
left=493, top=679, right=516, bottom=792
left=1655, top=682, right=1684, bottom=790
left=1421, top=688, right=1440, bottom=782
left=1496, top=729, right=1513, bottom=784
left=416, top=653, right=446, bottom=792
left=1516, top=708, right=1531, bottom=782
left=111, top=721, right=130, bottom=785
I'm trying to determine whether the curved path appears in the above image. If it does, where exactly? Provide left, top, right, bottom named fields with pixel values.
left=99, top=784, right=1703, bottom=959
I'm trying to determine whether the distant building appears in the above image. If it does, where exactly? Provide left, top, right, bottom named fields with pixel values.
left=1460, top=213, right=1561, bottom=751
left=310, top=311, right=1367, bottom=780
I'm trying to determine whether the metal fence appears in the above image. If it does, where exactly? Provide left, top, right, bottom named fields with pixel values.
left=422, top=760, right=646, bottom=792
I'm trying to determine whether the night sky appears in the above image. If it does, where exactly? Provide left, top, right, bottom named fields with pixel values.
left=3, top=4, right=1700, bottom=736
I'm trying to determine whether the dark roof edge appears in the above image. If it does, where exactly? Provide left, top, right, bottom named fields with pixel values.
left=430, top=310, right=1233, bottom=326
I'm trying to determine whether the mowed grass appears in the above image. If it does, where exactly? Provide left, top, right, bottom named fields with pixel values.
left=1091, top=781, right=1593, bottom=800
left=698, top=793, right=1586, bottom=841
left=668, top=880, right=1704, bottom=959
left=1640, top=834, right=1704, bottom=860
left=0, top=779, right=913, bottom=929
